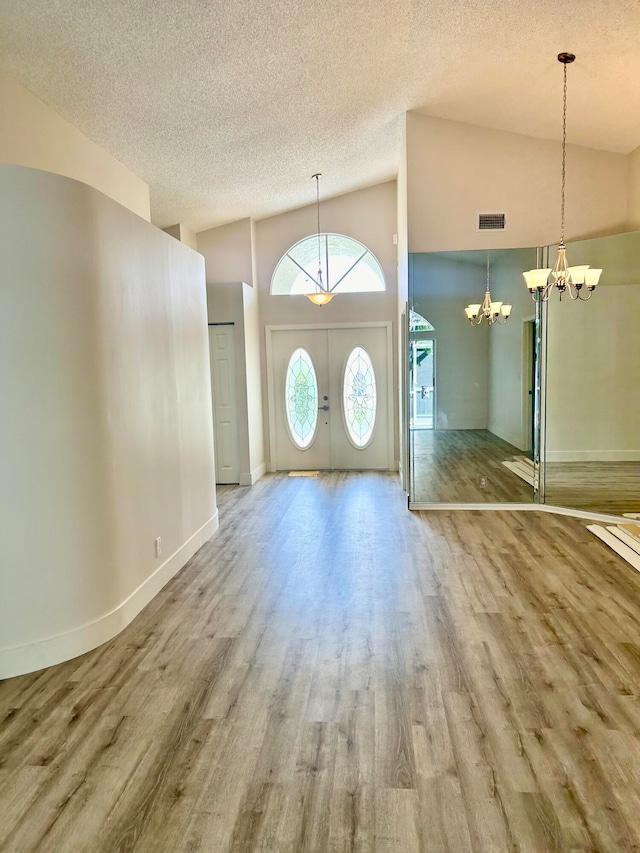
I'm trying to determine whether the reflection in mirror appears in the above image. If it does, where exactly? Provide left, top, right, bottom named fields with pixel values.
left=543, top=231, right=640, bottom=516
left=408, top=247, right=539, bottom=503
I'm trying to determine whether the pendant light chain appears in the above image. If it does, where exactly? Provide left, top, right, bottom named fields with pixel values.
left=315, top=174, right=322, bottom=279
left=306, top=173, right=334, bottom=304
left=521, top=52, right=602, bottom=302
left=560, top=60, right=568, bottom=246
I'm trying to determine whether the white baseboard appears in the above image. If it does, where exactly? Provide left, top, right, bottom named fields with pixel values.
left=239, top=461, right=267, bottom=486
left=0, top=511, right=219, bottom=680
left=545, top=450, right=640, bottom=462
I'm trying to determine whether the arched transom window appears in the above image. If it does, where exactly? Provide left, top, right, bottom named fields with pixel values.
left=271, top=233, right=386, bottom=296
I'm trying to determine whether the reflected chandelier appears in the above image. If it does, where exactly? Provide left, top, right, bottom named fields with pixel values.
left=306, top=173, right=335, bottom=305
left=464, top=252, right=512, bottom=325
left=523, top=53, right=602, bottom=302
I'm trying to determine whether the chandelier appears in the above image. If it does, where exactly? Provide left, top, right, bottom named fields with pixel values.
left=464, top=252, right=512, bottom=325
left=523, top=53, right=602, bottom=302
left=306, top=173, right=335, bottom=305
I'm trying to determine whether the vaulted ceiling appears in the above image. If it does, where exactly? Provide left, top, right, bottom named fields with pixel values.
left=1, top=0, right=639, bottom=231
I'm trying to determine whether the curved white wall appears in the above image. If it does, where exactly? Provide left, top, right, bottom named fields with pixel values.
left=0, top=166, right=217, bottom=678
left=0, top=72, right=151, bottom=221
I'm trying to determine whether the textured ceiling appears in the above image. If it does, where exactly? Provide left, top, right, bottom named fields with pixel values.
left=1, top=0, right=640, bottom=231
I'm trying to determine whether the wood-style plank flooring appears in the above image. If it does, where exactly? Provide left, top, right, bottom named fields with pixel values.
left=3, top=472, right=640, bottom=851
left=545, top=461, right=640, bottom=516
left=411, top=429, right=534, bottom=503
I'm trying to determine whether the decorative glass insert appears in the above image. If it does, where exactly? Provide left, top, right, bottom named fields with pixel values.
left=285, top=348, right=318, bottom=449
left=271, top=233, right=386, bottom=296
left=409, top=309, right=435, bottom=332
left=343, top=346, right=377, bottom=448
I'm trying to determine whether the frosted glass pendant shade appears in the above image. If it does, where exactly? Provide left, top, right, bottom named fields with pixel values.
left=307, top=291, right=334, bottom=305
left=585, top=269, right=602, bottom=288
left=523, top=269, right=552, bottom=291
left=567, top=265, right=589, bottom=285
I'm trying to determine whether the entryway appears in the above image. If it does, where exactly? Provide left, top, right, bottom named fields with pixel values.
left=266, top=323, right=393, bottom=471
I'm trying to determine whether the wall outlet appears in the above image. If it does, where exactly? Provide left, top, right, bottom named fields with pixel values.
left=479, top=476, right=487, bottom=488
left=155, top=537, right=162, bottom=558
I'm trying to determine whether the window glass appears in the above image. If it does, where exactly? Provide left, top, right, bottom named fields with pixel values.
left=272, top=233, right=385, bottom=295
left=343, top=346, right=377, bottom=448
left=285, top=348, right=318, bottom=448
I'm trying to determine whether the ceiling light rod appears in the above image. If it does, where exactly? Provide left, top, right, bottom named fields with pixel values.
left=523, top=53, right=602, bottom=302
left=464, top=251, right=512, bottom=325
left=307, top=173, right=335, bottom=305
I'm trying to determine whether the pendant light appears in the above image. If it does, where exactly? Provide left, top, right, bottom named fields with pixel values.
left=307, top=173, right=335, bottom=305
left=464, top=252, right=512, bottom=325
left=523, top=53, right=602, bottom=301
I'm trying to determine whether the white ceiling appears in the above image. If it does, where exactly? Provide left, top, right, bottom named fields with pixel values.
left=1, top=0, right=639, bottom=232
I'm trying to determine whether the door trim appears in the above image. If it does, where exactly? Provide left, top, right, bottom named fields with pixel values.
left=265, top=322, right=394, bottom=472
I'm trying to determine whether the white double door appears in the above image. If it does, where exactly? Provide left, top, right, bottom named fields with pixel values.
left=269, top=324, right=391, bottom=471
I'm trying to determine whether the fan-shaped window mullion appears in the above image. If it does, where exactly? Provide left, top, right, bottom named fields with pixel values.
left=271, top=233, right=385, bottom=296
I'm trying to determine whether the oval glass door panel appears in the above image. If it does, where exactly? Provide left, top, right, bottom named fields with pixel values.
left=343, top=346, right=377, bottom=448
left=285, top=348, right=319, bottom=448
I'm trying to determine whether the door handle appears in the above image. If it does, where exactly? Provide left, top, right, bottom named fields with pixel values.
left=318, top=405, right=330, bottom=411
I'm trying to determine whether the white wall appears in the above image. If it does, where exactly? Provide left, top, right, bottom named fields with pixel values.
left=410, top=253, right=489, bottom=430
left=0, top=71, right=150, bottom=220
left=243, top=282, right=266, bottom=480
left=198, top=218, right=254, bottom=285
left=545, top=231, right=640, bottom=461
left=546, top=286, right=640, bottom=460
left=255, top=181, right=400, bottom=466
left=397, top=122, right=409, bottom=487
left=0, top=165, right=216, bottom=677
left=164, top=223, right=199, bottom=251
left=487, top=248, right=538, bottom=449
left=406, top=113, right=629, bottom=253
left=628, top=145, right=640, bottom=231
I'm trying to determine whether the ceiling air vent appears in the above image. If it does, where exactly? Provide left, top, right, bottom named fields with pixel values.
left=478, top=213, right=506, bottom=231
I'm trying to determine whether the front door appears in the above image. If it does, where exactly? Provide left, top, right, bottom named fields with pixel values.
left=269, top=324, right=391, bottom=471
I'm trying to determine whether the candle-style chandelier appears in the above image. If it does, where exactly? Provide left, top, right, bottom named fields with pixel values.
left=464, top=251, right=512, bottom=325
left=523, top=53, right=602, bottom=302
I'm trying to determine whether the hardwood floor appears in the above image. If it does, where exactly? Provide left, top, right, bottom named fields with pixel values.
left=545, top=461, right=640, bottom=516
left=411, top=429, right=534, bottom=503
left=2, top=472, right=640, bottom=851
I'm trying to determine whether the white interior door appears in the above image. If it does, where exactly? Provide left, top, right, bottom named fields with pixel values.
left=269, top=324, right=391, bottom=471
left=209, top=324, right=240, bottom=484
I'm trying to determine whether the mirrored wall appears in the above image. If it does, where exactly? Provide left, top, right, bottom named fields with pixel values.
left=542, top=231, right=640, bottom=516
left=408, top=247, right=541, bottom=504
left=408, top=231, right=640, bottom=517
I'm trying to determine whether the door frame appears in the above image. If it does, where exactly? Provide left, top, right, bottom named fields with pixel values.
left=521, top=315, right=536, bottom=453
left=265, top=321, right=395, bottom=472
left=409, top=333, right=436, bottom=431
